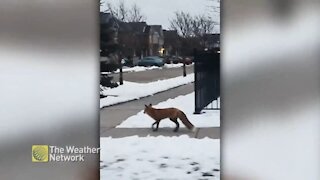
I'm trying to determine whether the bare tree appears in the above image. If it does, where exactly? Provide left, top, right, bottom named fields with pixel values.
left=192, top=15, right=215, bottom=37
left=106, top=0, right=127, bottom=22
left=105, top=3, right=117, bottom=17
left=170, top=11, right=193, bottom=38
left=128, top=3, right=146, bottom=22
left=105, top=1, right=146, bottom=22
left=170, top=11, right=217, bottom=55
left=207, top=0, right=220, bottom=14
left=171, top=11, right=215, bottom=37
left=191, top=15, right=216, bottom=48
left=118, top=0, right=127, bottom=21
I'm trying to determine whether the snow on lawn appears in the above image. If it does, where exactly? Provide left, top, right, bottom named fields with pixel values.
left=100, top=136, right=220, bottom=180
left=120, top=66, right=159, bottom=73
left=100, top=73, right=194, bottom=108
left=164, top=63, right=185, bottom=68
left=117, top=92, right=220, bottom=128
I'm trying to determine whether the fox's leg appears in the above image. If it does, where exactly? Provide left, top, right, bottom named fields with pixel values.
left=155, top=121, right=160, bottom=131
left=152, top=121, right=157, bottom=130
left=170, top=118, right=179, bottom=132
left=152, top=121, right=160, bottom=131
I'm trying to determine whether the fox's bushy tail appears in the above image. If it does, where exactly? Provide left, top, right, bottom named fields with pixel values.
left=178, top=111, right=198, bottom=132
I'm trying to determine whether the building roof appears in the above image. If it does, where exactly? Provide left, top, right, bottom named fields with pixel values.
left=118, top=21, right=148, bottom=34
left=163, top=30, right=179, bottom=38
left=100, top=12, right=120, bottom=29
left=100, top=12, right=112, bottom=24
left=145, top=25, right=163, bottom=35
left=203, top=34, right=220, bottom=43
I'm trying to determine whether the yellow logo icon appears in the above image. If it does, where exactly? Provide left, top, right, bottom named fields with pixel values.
left=32, top=145, right=49, bottom=162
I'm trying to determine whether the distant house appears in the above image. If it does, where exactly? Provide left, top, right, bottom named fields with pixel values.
left=100, top=12, right=121, bottom=71
left=100, top=12, right=165, bottom=59
left=163, top=30, right=180, bottom=56
left=118, top=21, right=148, bottom=58
left=118, top=23, right=164, bottom=58
left=144, top=25, right=164, bottom=56
left=100, top=12, right=119, bottom=54
left=203, top=34, right=220, bottom=50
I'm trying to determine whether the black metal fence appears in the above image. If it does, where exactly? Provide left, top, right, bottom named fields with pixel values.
left=194, top=49, right=220, bottom=114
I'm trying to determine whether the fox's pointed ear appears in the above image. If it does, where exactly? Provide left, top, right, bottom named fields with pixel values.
left=149, top=103, right=152, bottom=106
left=145, top=104, right=148, bottom=108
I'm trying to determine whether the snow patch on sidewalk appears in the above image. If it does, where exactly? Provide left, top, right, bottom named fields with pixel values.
left=117, top=92, right=220, bottom=128
left=100, top=136, right=220, bottom=180
left=100, top=74, right=194, bottom=108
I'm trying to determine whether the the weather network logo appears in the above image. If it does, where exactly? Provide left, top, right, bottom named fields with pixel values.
left=32, top=145, right=49, bottom=162
left=32, top=144, right=100, bottom=162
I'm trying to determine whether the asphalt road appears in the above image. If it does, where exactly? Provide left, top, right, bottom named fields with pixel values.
left=111, top=65, right=194, bottom=83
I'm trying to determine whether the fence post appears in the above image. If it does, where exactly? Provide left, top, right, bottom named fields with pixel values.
left=119, top=58, right=123, bottom=85
left=193, top=49, right=201, bottom=114
left=183, top=59, right=186, bottom=77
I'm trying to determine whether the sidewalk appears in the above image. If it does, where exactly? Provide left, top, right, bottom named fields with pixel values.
left=100, top=127, right=220, bottom=139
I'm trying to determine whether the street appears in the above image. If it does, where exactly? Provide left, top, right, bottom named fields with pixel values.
left=111, top=64, right=194, bottom=83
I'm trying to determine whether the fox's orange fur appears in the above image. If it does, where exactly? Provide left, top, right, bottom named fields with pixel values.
left=144, top=104, right=198, bottom=132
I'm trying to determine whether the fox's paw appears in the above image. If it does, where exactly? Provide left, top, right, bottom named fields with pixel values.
left=192, top=127, right=199, bottom=133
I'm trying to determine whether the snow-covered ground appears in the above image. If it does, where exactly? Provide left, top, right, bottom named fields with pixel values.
left=164, top=63, right=186, bottom=68
left=100, top=74, right=194, bottom=108
left=101, top=63, right=190, bottom=75
left=117, top=92, right=220, bottom=128
left=100, top=136, right=220, bottom=180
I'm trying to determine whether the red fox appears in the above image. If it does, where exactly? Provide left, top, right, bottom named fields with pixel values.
left=144, top=104, right=198, bottom=132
